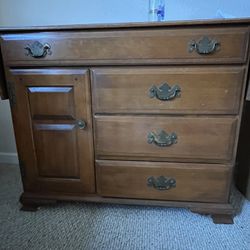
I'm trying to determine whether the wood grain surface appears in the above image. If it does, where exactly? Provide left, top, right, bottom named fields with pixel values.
left=96, top=160, right=231, bottom=203
left=8, top=68, right=95, bottom=193
left=95, top=115, right=237, bottom=162
left=1, top=27, right=248, bottom=65
left=92, top=66, right=245, bottom=114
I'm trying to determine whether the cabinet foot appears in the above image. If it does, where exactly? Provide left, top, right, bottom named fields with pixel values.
left=190, top=187, right=243, bottom=224
left=20, top=193, right=57, bottom=212
left=211, top=214, right=234, bottom=224
left=190, top=210, right=235, bottom=224
left=20, top=203, right=39, bottom=212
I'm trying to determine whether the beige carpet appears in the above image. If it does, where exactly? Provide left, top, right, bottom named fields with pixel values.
left=0, top=164, right=250, bottom=250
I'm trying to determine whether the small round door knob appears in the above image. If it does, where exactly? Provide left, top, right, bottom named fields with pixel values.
left=77, top=120, right=87, bottom=129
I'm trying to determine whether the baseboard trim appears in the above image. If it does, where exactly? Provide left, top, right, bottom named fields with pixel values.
left=0, top=152, right=19, bottom=164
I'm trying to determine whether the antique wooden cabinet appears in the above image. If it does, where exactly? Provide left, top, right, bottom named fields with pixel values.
left=0, top=19, right=249, bottom=224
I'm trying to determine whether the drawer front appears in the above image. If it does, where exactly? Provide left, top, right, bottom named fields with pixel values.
left=92, top=66, right=245, bottom=114
left=1, top=27, right=248, bottom=65
left=96, top=160, right=231, bottom=202
left=95, top=116, right=237, bottom=162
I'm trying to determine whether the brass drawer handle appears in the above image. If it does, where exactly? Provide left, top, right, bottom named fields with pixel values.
left=25, top=41, right=52, bottom=58
left=189, top=36, right=220, bottom=55
left=147, top=176, right=176, bottom=190
left=147, top=130, right=177, bottom=147
left=149, top=83, right=181, bottom=101
left=77, top=120, right=87, bottom=130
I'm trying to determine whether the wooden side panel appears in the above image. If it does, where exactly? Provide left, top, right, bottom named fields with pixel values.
left=0, top=45, right=7, bottom=99
left=236, top=101, right=250, bottom=199
left=92, top=66, right=245, bottom=114
left=9, top=68, right=95, bottom=193
left=95, top=115, right=237, bottom=162
left=96, top=160, right=231, bottom=203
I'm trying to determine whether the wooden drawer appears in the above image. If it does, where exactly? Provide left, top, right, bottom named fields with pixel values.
left=95, top=115, right=237, bottom=162
left=0, top=27, right=248, bottom=65
left=92, top=66, right=245, bottom=114
left=96, top=160, right=231, bottom=202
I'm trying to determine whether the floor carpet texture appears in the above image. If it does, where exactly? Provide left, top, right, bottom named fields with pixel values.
left=0, top=164, right=249, bottom=250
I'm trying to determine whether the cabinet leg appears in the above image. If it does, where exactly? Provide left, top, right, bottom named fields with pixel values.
left=190, top=209, right=235, bottom=224
left=20, top=203, right=39, bottom=212
left=189, top=210, right=209, bottom=216
left=211, top=214, right=234, bottom=224
left=190, top=187, right=243, bottom=224
left=20, top=193, right=57, bottom=212
left=20, top=196, right=39, bottom=212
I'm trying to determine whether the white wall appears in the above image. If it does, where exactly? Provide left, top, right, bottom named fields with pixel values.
left=0, top=0, right=250, bottom=26
left=0, top=0, right=250, bottom=164
left=0, top=100, right=17, bottom=163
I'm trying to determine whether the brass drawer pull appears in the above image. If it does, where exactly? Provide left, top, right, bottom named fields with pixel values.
left=147, top=130, right=177, bottom=147
left=25, top=41, right=52, bottom=58
left=147, top=176, right=176, bottom=190
left=189, top=36, right=220, bottom=55
left=149, top=83, right=181, bottom=101
left=77, top=120, right=87, bottom=130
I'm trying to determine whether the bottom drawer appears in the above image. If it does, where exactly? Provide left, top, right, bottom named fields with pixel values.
left=96, top=160, right=232, bottom=203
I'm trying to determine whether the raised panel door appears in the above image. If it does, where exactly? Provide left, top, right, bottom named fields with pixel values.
left=9, top=68, right=95, bottom=194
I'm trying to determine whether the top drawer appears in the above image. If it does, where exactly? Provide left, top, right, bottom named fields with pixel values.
left=1, top=27, right=249, bottom=65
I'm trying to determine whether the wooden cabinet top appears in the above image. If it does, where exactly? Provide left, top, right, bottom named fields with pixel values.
left=0, top=18, right=250, bottom=32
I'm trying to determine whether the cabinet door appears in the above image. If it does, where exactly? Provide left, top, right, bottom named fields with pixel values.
left=9, top=68, right=95, bottom=194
